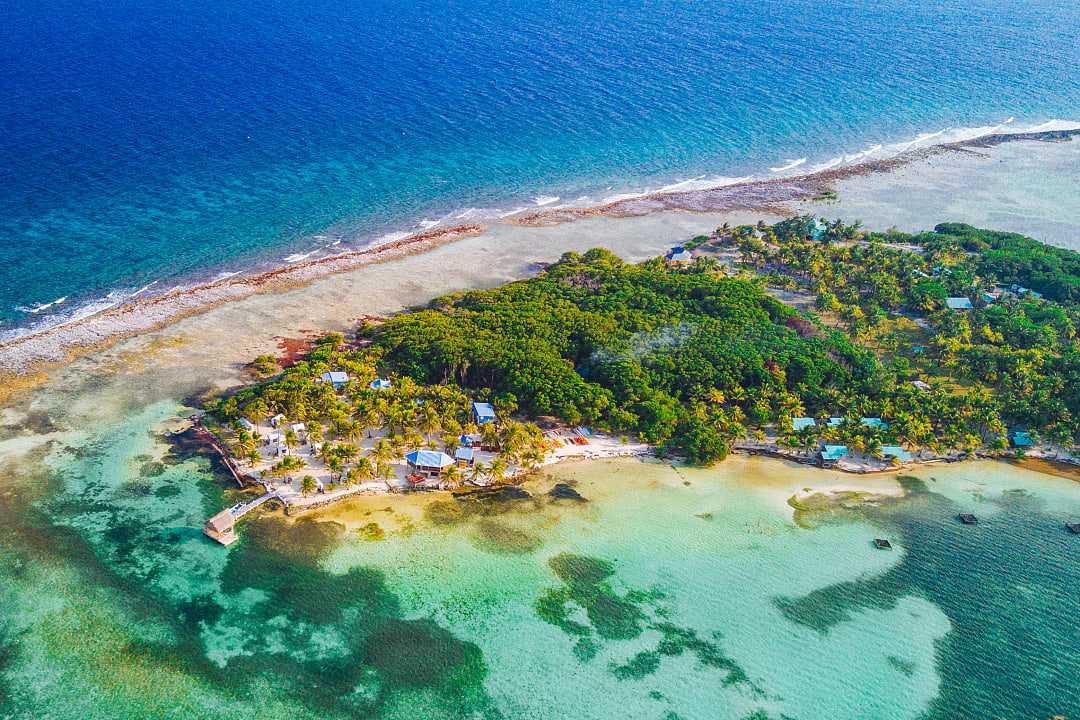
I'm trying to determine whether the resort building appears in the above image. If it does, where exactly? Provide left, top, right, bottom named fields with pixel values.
left=860, top=417, right=889, bottom=431
left=472, top=401, right=497, bottom=425
left=288, top=422, right=307, bottom=441
left=945, top=297, right=974, bottom=310
left=320, top=371, right=349, bottom=389
left=238, top=418, right=255, bottom=432
left=881, top=445, right=912, bottom=463
left=370, top=378, right=393, bottom=390
left=454, top=446, right=476, bottom=467
left=1009, top=431, right=1034, bottom=448
left=405, top=450, right=455, bottom=478
left=819, top=445, right=849, bottom=465
left=270, top=413, right=286, bottom=428
left=459, top=433, right=481, bottom=447
left=203, top=510, right=237, bottom=546
left=665, top=247, right=693, bottom=264
left=791, top=417, right=816, bottom=432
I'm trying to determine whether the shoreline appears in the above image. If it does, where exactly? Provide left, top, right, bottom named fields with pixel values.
left=508, top=128, right=1080, bottom=227
left=2, top=128, right=1078, bottom=388
left=0, top=223, right=483, bottom=394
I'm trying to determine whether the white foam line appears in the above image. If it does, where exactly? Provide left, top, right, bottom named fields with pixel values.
left=769, top=158, right=807, bottom=173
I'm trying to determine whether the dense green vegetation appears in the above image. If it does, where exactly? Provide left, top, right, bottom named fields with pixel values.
left=210, top=219, right=1080, bottom=470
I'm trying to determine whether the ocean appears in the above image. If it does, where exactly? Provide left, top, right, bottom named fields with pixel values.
left=3, top=0, right=1080, bottom=338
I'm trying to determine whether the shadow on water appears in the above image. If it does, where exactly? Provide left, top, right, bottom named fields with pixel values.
left=774, top=476, right=1080, bottom=719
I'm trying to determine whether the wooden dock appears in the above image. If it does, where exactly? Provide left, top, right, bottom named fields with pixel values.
left=203, top=491, right=277, bottom=546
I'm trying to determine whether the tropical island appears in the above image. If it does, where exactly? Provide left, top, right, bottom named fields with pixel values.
left=201, top=218, right=1080, bottom=541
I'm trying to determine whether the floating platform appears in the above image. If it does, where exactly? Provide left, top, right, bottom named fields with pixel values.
left=873, top=538, right=893, bottom=549
left=958, top=513, right=978, bottom=525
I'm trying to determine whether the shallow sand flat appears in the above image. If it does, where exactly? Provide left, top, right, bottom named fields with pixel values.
left=816, top=137, right=1080, bottom=249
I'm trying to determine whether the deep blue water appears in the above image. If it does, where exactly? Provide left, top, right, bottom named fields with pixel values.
left=2, top=0, right=1079, bottom=335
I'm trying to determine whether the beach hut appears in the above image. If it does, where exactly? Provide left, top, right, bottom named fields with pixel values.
left=665, top=247, right=693, bottom=264
left=265, top=431, right=283, bottom=446
left=270, top=413, right=286, bottom=428
left=472, top=402, right=497, bottom=425
left=203, top=510, right=237, bottom=546
left=1009, top=431, right=1034, bottom=448
left=289, top=422, right=307, bottom=441
left=861, top=417, right=889, bottom=431
left=405, top=450, right=455, bottom=478
left=454, top=446, right=476, bottom=467
left=945, top=297, right=973, bottom=310
left=819, top=445, right=849, bottom=466
left=881, top=446, right=912, bottom=463
left=320, top=371, right=349, bottom=389
left=370, top=378, right=392, bottom=390
left=238, top=418, right=255, bottom=432
left=791, top=417, right=816, bottom=432
left=459, top=433, right=481, bottom=448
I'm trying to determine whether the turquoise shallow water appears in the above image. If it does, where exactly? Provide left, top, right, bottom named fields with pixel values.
left=3, top=0, right=1080, bottom=336
left=2, top=387, right=1078, bottom=718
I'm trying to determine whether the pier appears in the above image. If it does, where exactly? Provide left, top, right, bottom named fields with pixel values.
left=203, top=491, right=277, bottom=546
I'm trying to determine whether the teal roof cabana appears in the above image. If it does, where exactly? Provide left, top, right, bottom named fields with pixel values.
left=472, top=402, right=496, bottom=425
left=881, top=446, right=912, bottom=462
left=861, top=417, right=889, bottom=431
left=1010, top=431, right=1034, bottom=447
left=821, top=445, right=849, bottom=461
left=945, top=297, right=973, bottom=310
left=791, top=417, right=816, bottom=432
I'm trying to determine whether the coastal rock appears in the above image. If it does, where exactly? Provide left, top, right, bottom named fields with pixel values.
left=548, top=483, right=586, bottom=501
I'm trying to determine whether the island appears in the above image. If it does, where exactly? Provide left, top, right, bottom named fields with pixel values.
left=200, top=219, right=1080, bottom=542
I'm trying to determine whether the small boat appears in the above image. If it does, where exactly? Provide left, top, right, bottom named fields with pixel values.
left=958, top=513, right=978, bottom=525
left=1066, top=522, right=1080, bottom=534
left=873, top=538, right=893, bottom=549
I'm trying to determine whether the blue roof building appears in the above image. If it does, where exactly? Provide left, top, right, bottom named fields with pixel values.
left=321, top=371, right=349, bottom=388
left=666, top=248, right=693, bottom=264
left=454, top=447, right=476, bottom=465
left=821, top=445, right=849, bottom=461
left=861, top=417, right=889, bottom=431
left=405, top=450, right=455, bottom=475
left=370, top=378, right=392, bottom=390
left=472, top=402, right=496, bottom=425
left=1010, top=431, right=1034, bottom=448
left=792, top=417, right=816, bottom=432
left=945, top=297, right=973, bottom=310
left=881, top=446, right=912, bottom=462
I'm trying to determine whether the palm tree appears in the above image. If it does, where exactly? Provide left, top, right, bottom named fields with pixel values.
left=300, top=475, right=317, bottom=496
left=349, top=456, right=375, bottom=486
left=469, top=461, right=488, bottom=486
left=372, top=439, right=394, bottom=466
left=488, top=457, right=508, bottom=485
left=443, top=464, right=464, bottom=489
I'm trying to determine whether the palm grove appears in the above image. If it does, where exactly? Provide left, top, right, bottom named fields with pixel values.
left=208, top=219, right=1079, bottom=475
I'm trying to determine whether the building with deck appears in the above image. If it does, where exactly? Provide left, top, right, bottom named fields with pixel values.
left=665, top=247, right=693, bottom=264
left=472, top=401, right=496, bottom=425
left=204, top=510, right=237, bottom=546
left=320, top=371, right=350, bottom=389
left=406, top=450, right=455, bottom=478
